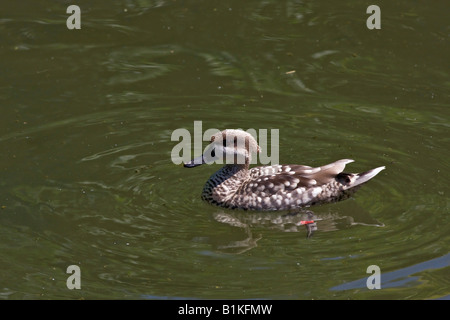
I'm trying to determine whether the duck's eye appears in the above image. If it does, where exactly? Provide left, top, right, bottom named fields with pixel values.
left=211, top=148, right=216, bottom=157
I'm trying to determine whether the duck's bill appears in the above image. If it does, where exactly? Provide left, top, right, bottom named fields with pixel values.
left=184, top=155, right=206, bottom=168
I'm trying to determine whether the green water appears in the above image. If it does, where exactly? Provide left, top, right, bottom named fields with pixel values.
left=0, top=0, right=448, bottom=299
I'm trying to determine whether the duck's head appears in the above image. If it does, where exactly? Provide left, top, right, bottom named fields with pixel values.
left=184, top=129, right=261, bottom=168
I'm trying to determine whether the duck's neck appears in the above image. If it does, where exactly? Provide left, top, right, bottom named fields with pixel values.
left=201, top=163, right=248, bottom=204
left=203, top=164, right=249, bottom=197
left=224, top=163, right=250, bottom=179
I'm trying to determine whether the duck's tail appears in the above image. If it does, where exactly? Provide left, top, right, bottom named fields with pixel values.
left=352, top=166, right=386, bottom=188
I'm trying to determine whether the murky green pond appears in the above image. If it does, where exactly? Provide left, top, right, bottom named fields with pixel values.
left=0, top=1, right=448, bottom=299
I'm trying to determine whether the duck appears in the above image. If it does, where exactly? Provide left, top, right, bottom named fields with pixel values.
left=184, top=129, right=385, bottom=211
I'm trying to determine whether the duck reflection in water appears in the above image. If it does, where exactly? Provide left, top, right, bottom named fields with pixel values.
left=211, top=207, right=383, bottom=253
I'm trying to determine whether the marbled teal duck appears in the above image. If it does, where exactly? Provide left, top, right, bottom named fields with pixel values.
left=184, top=129, right=385, bottom=211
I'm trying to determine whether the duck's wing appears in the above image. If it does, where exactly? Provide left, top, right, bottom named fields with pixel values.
left=289, top=159, right=355, bottom=185
left=248, top=159, right=354, bottom=192
left=239, top=160, right=383, bottom=210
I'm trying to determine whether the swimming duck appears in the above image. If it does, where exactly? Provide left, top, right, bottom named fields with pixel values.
left=184, top=129, right=385, bottom=211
